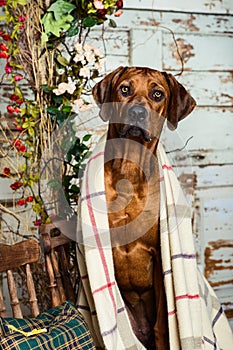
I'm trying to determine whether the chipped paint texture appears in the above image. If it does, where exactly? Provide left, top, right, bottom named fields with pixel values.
left=0, top=0, right=233, bottom=327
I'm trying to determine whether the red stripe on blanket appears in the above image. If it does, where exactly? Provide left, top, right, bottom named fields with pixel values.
left=168, top=309, right=176, bottom=316
left=162, top=164, right=173, bottom=170
left=93, top=282, right=116, bottom=295
left=175, top=294, right=199, bottom=301
left=85, top=155, right=117, bottom=315
left=87, top=151, right=104, bottom=165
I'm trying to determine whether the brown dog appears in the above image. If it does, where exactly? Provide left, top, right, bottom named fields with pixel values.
left=92, top=66, right=196, bottom=349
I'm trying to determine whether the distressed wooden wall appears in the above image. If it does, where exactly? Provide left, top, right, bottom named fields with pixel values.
left=0, top=0, right=232, bottom=326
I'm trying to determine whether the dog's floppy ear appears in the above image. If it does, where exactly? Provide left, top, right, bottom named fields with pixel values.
left=163, top=72, right=196, bottom=130
left=92, top=66, right=127, bottom=121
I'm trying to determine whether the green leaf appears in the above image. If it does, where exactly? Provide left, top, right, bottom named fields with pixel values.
left=52, top=95, right=63, bottom=104
left=41, top=13, right=74, bottom=37
left=82, top=16, right=98, bottom=28
left=41, top=84, right=53, bottom=93
left=47, top=0, right=76, bottom=20
left=57, top=55, right=69, bottom=66
left=28, top=127, right=35, bottom=136
left=41, top=32, right=49, bottom=45
left=109, top=19, right=117, bottom=28
left=47, top=106, right=59, bottom=115
left=61, top=105, right=72, bottom=113
left=82, top=134, right=92, bottom=142
left=67, top=23, right=79, bottom=37
left=70, top=184, right=80, bottom=193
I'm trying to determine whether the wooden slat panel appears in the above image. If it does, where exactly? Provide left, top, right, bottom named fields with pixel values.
left=176, top=165, right=233, bottom=189
left=176, top=72, right=233, bottom=106
left=192, top=187, right=233, bottom=319
left=125, top=0, right=232, bottom=14
left=130, top=29, right=162, bottom=69
left=163, top=33, right=233, bottom=71
left=0, top=240, right=40, bottom=272
left=116, top=10, right=233, bottom=34
left=172, top=148, right=233, bottom=167
left=165, top=107, right=233, bottom=150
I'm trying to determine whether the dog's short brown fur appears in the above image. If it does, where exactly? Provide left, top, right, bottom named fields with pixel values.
left=92, top=66, right=196, bottom=349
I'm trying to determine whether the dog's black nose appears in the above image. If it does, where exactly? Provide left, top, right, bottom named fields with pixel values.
left=128, top=105, right=148, bottom=122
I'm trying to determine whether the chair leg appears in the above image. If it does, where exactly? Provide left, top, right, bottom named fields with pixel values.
left=7, top=270, right=23, bottom=318
left=26, top=264, right=40, bottom=317
left=0, top=287, right=7, bottom=317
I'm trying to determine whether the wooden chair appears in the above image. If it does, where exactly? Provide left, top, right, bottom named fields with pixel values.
left=0, top=220, right=78, bottom=319
left=39, top=219, right=78, bottom=308
left=0, top=240, right=40, bottom=318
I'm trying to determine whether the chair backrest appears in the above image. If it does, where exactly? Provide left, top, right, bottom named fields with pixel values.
left=39, top=220, right=77, bottom=308
left=0, top=239, right=40, bottom=318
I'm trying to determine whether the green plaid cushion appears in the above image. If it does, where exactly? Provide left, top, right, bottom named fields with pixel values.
left=0, top=300, right=95, bottom=349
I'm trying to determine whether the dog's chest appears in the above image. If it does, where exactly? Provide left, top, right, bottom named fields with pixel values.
left=104, top=159, right=160, bottom=247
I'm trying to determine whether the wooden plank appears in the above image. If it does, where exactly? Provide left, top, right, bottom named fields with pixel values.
left=130, top=29, right=162, bottom=68
left=192, top=187, right=233, bottom=318
left=0, top=240, right=40, bottom=272
left=124, top=0, right=232, bottom=14
left=171, top=148, right=233, bottom=167
left=214, top=286, right=233, bottom=320
left=163, top=32, right=233, bottom=71
left=105, top=55, right=130, bottom=72
left=165, top=107, right=233, bottom=150
left=116, top=9, right=233, bottom=34
left=176, top=71, right=233, bottom=106
left=177, top=164, right=233, bottom=188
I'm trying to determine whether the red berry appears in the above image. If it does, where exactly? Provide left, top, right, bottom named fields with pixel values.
left=3, top=167, right=10, bottom=175
left=116, top=0, right=123, bottom=9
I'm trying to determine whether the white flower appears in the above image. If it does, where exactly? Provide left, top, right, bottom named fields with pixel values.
left=53, top=82, right=76, bottom=95
left=93, top=0, right=104, bottom=9
left=84, top=44, right=94, bottom=52
left=72, top=98, right=84, bottom=113
left=57, top=68, right=65, bottom=75
left=66, top=82, right=76, bottom=94
left=74, top=53, right=85, bottom=63
left=79, top=67, right=90, bottom=78
left=80, top=103, right=92, bottom=112
left=94, top=61, right=102, bottom=69
left=74, top=42, right=83, bottom=52
left=72, top=99, right=92, bottom=113
left=86, top=52, right=95, bottom=63
left=53, top=82, right=68, bottom=95
left=94, top=48, right=101, bottom=57
left=73, top=98, right=84, bottom=108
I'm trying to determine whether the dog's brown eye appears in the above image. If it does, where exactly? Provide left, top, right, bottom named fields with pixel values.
left=151, top=90, right=164, bottom=101
left=120, top=85, right=130, bottom=96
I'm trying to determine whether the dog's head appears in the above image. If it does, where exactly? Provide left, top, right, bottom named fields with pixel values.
left=92, top=66, right=196, bottom=142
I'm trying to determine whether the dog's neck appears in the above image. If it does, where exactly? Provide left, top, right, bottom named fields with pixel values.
left=105, top=126, right=160, bottom=182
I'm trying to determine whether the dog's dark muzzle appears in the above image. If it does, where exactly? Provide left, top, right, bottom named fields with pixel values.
left=124, top=105, right=151, bottom=141
left=128, top=105, right=148, bottom=123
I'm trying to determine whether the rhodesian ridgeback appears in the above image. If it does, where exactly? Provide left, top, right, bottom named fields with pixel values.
left=92, top=66, right=196, bottom=349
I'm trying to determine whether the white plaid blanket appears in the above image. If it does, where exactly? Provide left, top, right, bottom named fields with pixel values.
left=76, top=133, right=233, bottom=349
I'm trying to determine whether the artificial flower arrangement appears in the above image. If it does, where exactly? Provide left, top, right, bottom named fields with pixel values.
left=0, top=0, right=123, bottom=235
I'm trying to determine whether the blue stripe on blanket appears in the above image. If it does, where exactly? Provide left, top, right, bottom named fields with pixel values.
left=172, top=253, right=196, bottom=260
left=81, top=190, right=106, bottom=202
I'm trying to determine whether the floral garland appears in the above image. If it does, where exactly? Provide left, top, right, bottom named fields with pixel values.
left=0, top=0, right=123, bottom=231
